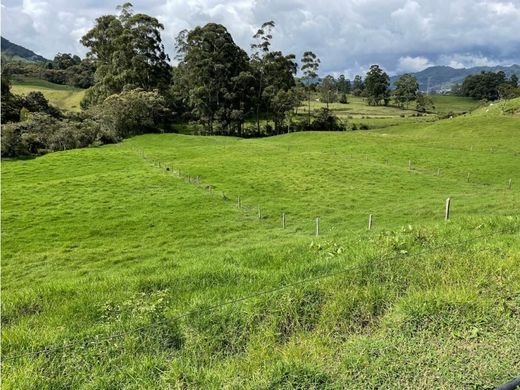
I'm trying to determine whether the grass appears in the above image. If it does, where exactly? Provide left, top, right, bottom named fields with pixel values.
left=1, top=99, right=520, bottom=388
left=10, top=77, right=86, bottom=112
left=300, top=94, right=480, bottom=130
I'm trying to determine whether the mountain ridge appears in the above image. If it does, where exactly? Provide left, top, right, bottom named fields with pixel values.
left=390, top=64, right=520, bottom=92
left=1, top=36, right=49, bottom=63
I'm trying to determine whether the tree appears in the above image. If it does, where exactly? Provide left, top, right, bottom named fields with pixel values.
left=249, top=21, right=298, bottom=132
left=175, top=23, right=250, bottom=134
left=1, top=72, right=24, bottom=123
left=53, top=53, right=81, bottom=70
left=336, top=75, right=351, bottom=94
left=393, top=73, right=419, bottom=109
left=262, top=51, right=298, bottom=131
left=352, top=75, right=364, bottom=96
left=498, top=83, right=520, bottom=99
left=319, top=75, right=337, bottom=109
left=416, top=92, right=435, bottom=113
left=250, top=21, right=275, bottom=133
left=510, top=73, right=519, bottom=88
left=301, top=51, right=320, bottom=125
left=364, top=65, right=390, bottom=106
left=80, top=3, right=171, bottom=107
left=461, top=71, right=507, bottom=101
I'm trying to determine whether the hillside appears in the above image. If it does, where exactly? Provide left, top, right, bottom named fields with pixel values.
left=1, top=36, right=48, bottom=63
left=2, top=98, right=519, bottom=388
left=9, top=77, right=85, bottom=112
left=390, top=64, right=520, bottom=92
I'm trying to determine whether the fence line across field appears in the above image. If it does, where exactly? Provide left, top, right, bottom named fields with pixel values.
left=5, top=223, right=519, bottom=362
left=135, top=149, right=517, bottom=234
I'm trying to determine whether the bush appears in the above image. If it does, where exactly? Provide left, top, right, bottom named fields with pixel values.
left=310, top=108, right=346, bottom=131
left=97, top=89, right=171, bottom=137
left=22, top=91, right=62, bottom=118
left=1, top=112, right=119, bottom=158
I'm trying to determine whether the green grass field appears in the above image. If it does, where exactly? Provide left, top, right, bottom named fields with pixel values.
left=301, top=95, right=480, bottom=130
left=2, top=99, right=519, bottom=388
left=10, top=77, right=86, bottom=112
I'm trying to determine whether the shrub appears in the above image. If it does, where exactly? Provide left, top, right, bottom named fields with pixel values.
left=310, top=108, right=346, bottom=131
left=97, top=89, right=170, bottom=137
left=1, top=112, right=119, bottom=158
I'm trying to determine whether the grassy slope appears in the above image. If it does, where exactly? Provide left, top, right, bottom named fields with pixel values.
left=10, top=77, right=85, bottom=112
left=303, top=95, right=480, bottom=130
left=2, top=100, right=520, bottom=388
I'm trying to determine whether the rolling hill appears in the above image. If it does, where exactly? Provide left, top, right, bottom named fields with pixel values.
left=2, top=98, right=519, bottom=388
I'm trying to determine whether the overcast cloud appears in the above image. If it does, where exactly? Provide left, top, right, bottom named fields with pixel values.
left=2, top=0, right=520, bottom=76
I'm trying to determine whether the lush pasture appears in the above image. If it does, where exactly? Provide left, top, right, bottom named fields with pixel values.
left=10, top=77, right=85, bottom=112
left=2, top=100, right=520, bottom=388
left=304, top=95, right=480, bottom=129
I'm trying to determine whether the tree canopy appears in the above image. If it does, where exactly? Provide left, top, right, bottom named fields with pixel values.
left=80, top=3, right=171, bottom=107
left=393, top=74, right=419, bottom=109
left=364, top=65, right=390, bottom=106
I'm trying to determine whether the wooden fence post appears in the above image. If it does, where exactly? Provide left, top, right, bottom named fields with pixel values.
left=408, top=160, right=412, bottom=171
left=368, top=214, right=373, bottom=230
left=445, top=197, right=451, bottom=221
left=282, top=213, right=286, bottom=229
left=237, top=196, right=241, bottom=208
left=508, top=179, right=512, bottom=189
left=258, top=206, right=261, bottom=220
left=315, top=217, right=320, bottom=237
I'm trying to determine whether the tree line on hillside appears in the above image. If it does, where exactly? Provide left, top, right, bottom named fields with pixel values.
left=2, top=3, right=519, bottom=158
left=452, top=71, right=520, bottom=101
left=1, top=3, right=345, bottom=158
left=314, top=68, right=435, bottom=113
left=2, top=52, right=96, bottom=89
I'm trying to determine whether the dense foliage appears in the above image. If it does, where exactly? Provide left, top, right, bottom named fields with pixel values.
left=364, top=65, right=390, bottom=106
left=393, top=74, right=419, bottom=108
left=461, top=71, right=520, bottom=100
left=5, top=3, right=520, bottom=159
left=80, top=3, right=171, bottom=108
left=2, top=53, right=95, bottom=89
left=1, top=72, right=167, bottom=157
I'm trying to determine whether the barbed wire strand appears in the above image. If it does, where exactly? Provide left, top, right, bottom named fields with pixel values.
left=4, top=222, right=519, bottom=362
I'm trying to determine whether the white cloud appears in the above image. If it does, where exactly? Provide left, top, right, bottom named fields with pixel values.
left=398, top=56, right=433, bottom=72
left=1, top=0, right=519, bottom=76
left=437, top=53, right=502, bottom=68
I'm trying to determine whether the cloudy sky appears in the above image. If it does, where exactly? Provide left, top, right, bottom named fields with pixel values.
left=2, top=0, right=520, bottom=77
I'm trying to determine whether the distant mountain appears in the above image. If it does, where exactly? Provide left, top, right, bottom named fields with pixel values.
left=1, top=36, right=49, bottom=63
left=390, top=64, right=520, bottom=92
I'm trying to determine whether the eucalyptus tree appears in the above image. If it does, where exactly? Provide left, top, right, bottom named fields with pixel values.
left=319, top=75, right=338, bottom=109
left=301, top=51, right=320, bottom=125
left=337, top=74, right=351, bottom=94
left=352, top=75, right=364, bottom=96
left=175, top=23, right=251, bottom=134
left=80, top=3, right=171, bottom=108
left=249, top=21, right=300, bottom=132
left=250, top=21, right=275, bottom=132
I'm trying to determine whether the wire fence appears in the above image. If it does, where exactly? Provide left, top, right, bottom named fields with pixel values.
left=134, top=147, right=517, bottom=236
left=3, top=222, right=519, bottom=362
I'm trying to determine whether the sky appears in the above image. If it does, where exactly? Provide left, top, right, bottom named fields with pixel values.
left=2, top=0, right=520, bottom=77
